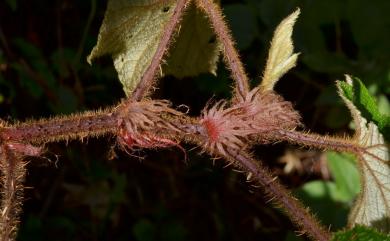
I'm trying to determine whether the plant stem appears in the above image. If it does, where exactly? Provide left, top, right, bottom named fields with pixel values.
left=223, top=148, right=332, bottom=241
left=130, top=0, right=190, bottom=102
left=276, top=129, right=360, bottom=153
left=0, top=146, right=26, bottom=241
left=1, top=110, right=117, bottom=144
left=195, top=0, right=249, bottom=102
left=0, top=104, right=349, bottom=241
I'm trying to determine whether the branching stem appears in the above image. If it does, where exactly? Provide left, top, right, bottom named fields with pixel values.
left=0, top=103, right=339, bottom=241
left=0, top=2, right=369, bottom=240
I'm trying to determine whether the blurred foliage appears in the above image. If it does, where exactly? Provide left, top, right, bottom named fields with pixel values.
left=0, top=0, right=388, bottom=240
left=332, top=225, right=390, bottom=241
left=295, top=152, right=360, bottom=228
left=284, top=151, right=361, bottom=241
left=339, top=76, right=390, bottom=140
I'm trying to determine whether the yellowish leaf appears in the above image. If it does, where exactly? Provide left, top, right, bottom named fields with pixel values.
left=87, top=0, right=177, bottom=96
left=260, top=9, right=300, bottom=91
left=87, top=0, right=221, bottom=96
left=337, top=75, right=390, bottom=233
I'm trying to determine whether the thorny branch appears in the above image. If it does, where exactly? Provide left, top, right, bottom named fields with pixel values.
left=0, top=1, right=383, bottom=241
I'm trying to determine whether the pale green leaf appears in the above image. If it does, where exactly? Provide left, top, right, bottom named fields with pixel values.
left=163, top=3, right=221, bottom=78
left=337, top=75, right=390, bottom=233
left=87, top=0, right=176, bottom=96
left=295, top=180, right=351, bottom=229
left=327, top=152, right=360, bottom=202
left=88, top=0, right=221, bottom=96
left=260, top=9, right=300, bottom=91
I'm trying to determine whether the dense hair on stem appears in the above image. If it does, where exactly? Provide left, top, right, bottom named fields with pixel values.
left=195, top=0, right=249, bottom=102
left=223, top=148, right=332, bottom=241
left=0, top=145, right=30, bottom=241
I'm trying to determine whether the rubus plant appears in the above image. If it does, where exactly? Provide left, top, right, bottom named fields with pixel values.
left=0, top=0, right=389, bottom=240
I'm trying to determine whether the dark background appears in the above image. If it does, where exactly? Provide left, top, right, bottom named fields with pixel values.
left=0, top=0, right=389, bottom=240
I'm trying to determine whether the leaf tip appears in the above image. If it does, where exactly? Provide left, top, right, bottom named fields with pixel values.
left=260, top=8, right=300, bottom=91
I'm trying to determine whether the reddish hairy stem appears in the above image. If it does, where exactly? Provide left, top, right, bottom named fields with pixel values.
left=0, top=146, right=26, bottom=241
left=195, top=0, right=249, bottom=101
left=0, top=103, right=342, bottom=241
left=223, top=148, right=332, bottom=241
left=1, top=110, right=117, bottom=144
left=276, top=129, right=361, bottom=154
left=0, top=102, right=191, bottom=146
left=130, top=0, right=190, bottom=102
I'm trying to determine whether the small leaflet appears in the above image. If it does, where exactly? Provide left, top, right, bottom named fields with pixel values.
left=260, top=9, right=300, bottom=91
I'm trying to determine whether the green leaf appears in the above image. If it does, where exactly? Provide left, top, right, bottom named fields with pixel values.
left=332, top=225, right=390, bottom=241
left=298, top=181, right=341, bottom=200
left=338, top=76, right=390, bottom=141
left=327, top=152, right=360, bottom=202
left=378, top=95, right=390, bottom=116
left=337, top=75, right=390, bottom=233
left=88, top=0, right=221, bottom=96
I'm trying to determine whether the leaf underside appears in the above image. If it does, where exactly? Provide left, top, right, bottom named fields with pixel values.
left=87, top=0, right=177, bottom=96
left=163, top=3, right=221, bottom=78
left=88, top=0, right=221, bottom=96
left=338, top=76, right=390, bottom=233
